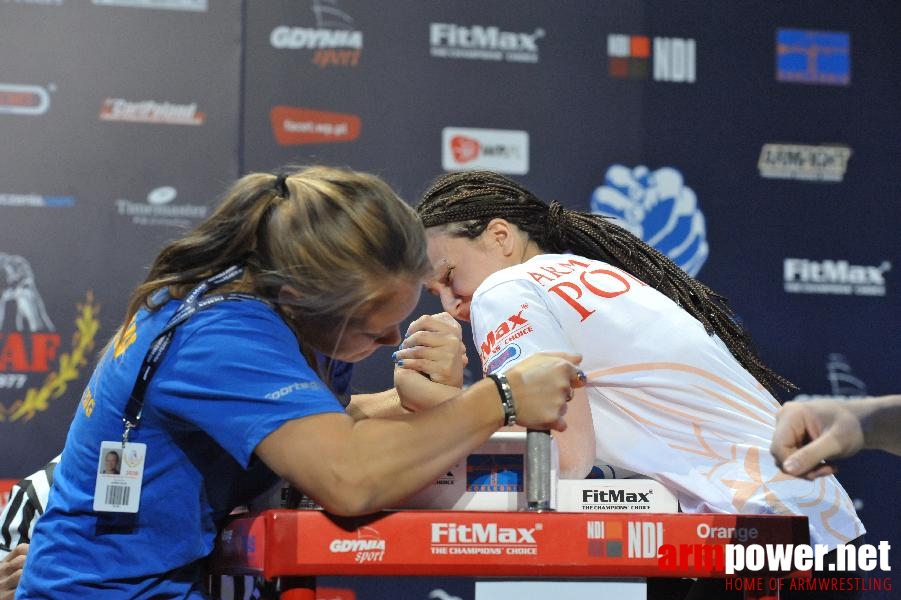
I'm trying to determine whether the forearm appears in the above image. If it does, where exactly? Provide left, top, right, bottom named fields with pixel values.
left=544, top=388, right=596, bottom=479
left=257, top=352, right=579, bottom=516
left=343, top=379, right=504, bottom=510
left=345, top=389, right=408, bottom=420
left=394, top=368, right=461, bottom=412
left=856, top=395, right=901, bottom=456
left=258, top=377, right=505, bottom=516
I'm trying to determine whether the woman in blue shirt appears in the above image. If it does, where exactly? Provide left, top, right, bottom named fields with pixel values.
left=16, top=165, right=582, bottom=599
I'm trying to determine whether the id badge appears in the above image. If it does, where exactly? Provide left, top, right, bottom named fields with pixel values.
left=93, top=441, right=146, bottom=513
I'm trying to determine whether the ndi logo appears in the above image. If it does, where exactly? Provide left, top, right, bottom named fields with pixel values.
left=607, top=34, right=696, bottom=83
left=590, top=165, right=708, bottom=276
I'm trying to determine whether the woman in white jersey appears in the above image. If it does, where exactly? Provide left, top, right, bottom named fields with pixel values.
left=413, top=170, right=866, bottom=600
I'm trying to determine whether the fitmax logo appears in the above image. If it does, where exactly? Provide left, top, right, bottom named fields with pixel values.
left=582, top=489, right=651, bottom=503
left=431, top=522, right=537, bottom=544
left=430, top=23, right=544, bottom=63
left=784, top=258, right=890, bottom=296
left=479, top=309, right=530, bottom=358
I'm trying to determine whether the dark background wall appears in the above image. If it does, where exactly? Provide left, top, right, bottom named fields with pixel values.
left=1, top=1, right=898, bottom=597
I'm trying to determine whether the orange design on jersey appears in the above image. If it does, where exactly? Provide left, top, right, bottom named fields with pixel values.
left=587, top=362, right=777, bottom=414
left=721, top=447, right=794, bottom=514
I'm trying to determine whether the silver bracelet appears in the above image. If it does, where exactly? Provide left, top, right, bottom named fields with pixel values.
left=488, top=372, right=516, bottom=427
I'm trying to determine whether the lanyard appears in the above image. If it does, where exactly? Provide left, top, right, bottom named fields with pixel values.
left=121, top=265, right=264, bottom=444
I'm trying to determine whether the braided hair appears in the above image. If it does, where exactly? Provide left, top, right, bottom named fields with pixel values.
left=416, top=170, right=795, bottom=395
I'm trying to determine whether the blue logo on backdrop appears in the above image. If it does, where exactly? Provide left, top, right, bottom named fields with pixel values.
left=776, top=29, right=850, bottom=86
left=590, top=165, right=708, bottom=276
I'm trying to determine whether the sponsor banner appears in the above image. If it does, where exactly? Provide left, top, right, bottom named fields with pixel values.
left=91, top=0, right=208, bottom=12
left=783, top=258, right=890, bottom=297
left=215, top=510, right=811, bottom=577
left=442, top=127, right=529, bottom=176
left=328, top=526, right=386, bottom=564
left=270, top=0, right=363, bottom=68
left=115, top=186, right=207, bottom=228
left=0, top=193, right=75, bottom=208
left=429, top=23, right=544, bottom=63
left=590, top=165, right=707, bottom=276
left=99, top=98, right=205, bottom=126
left=758, top=143, right=852, bottom=182
left=607, top=34, right=696, bottom=83
left=270, top=106, right=361, bottom=145
left=557, top=479, right=679, bottom=513
left=0, top=254, right=100, bottom=423
left=776, top=29, right=850, bottom=86
left=0, top=83, right=51, bottom=116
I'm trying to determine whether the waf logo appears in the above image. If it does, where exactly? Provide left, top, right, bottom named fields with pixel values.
left=479, top=306, right=532, bottom=364
left=0, top=254, right=100, bottom=422
left=270, top=106, right=361, bottom=145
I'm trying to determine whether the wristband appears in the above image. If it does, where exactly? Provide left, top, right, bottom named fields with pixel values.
left=488, top=372, right=516, bottom=427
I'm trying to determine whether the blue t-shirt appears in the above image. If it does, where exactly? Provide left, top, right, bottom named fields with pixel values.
left=17, top=298, right=346, bottom=599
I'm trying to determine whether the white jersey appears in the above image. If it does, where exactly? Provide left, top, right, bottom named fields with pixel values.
left=472, top=254, right=864, bottom=549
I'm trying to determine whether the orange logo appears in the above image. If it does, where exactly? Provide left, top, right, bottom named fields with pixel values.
left=270, top=106, right=361, bottom=145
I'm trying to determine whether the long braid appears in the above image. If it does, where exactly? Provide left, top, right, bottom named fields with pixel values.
left=417, top=170, right=796, bottom=395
